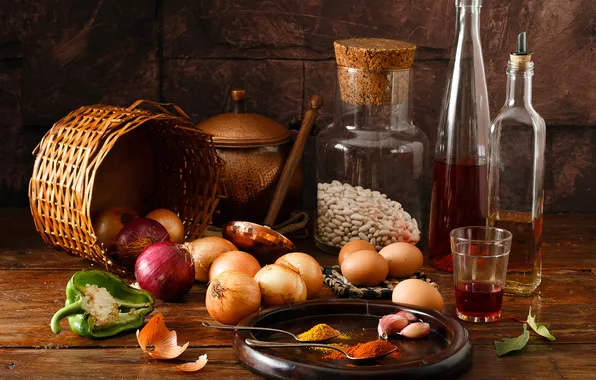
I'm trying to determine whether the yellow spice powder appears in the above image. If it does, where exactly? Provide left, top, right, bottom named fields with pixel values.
left=297, top=323, right=339, bottom=341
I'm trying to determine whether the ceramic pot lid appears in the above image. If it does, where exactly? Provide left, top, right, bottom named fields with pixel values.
left=197, top=89, right=292, bottom=148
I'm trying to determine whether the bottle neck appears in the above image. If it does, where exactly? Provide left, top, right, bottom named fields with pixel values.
left=455, top=0, right=482, bottom=47
left=505, top=67, right=533, bottom=107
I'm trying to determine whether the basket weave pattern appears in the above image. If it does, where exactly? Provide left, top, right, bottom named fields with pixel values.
left=29, top=101, right=225, bottom=275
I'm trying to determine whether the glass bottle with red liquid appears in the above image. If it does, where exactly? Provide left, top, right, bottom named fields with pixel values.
left=428, top=0, right=490, bottom=271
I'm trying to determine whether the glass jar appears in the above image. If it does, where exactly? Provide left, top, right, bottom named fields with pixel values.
left=314, top=38, right=429, bottom=254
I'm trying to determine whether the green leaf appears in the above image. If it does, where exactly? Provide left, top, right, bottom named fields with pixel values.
left=526, top=307, right=556, bottom=341
left=495, top=324, right=530, bottom=357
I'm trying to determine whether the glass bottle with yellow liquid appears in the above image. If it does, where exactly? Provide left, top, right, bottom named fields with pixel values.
left=487, top=32, right=545, bottom=296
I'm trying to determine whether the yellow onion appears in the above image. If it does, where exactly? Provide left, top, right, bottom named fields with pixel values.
left=93, top=206, right=138, bottom=247
left=146, top=208, right=185, bottom=244
left=209, top=251, right=261, bottom=280
left=206, top=270, right=261, bottom=325
left=186, top=237, right=237, bottom=282
left=275, top=252, right=323, bottom=299
left=254, top=264, right=307, bottom=306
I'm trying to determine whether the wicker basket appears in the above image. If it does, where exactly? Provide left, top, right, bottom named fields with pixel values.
left=29, top=100, right=225, bottom=276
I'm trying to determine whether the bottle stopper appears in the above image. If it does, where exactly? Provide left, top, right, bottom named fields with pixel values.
left=509, top=32, right=533, bottom=71
left=333, top=38, right=416, bottom=106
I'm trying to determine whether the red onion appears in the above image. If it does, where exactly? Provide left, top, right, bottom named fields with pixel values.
left=109, top=217, right=170, bottom=270
left=135, top=242, right=195, bottom=302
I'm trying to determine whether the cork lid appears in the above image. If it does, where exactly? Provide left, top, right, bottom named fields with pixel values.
left=333, top=38, right=416, bottom=106
left=334, top=38, right=416, bottom=71
left=197, top=89, right=292, bottom=149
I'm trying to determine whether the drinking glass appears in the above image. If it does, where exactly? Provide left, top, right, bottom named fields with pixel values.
left=451, top=226, right=512, bottom=322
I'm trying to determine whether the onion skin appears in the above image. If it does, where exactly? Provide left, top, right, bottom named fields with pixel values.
left=254, top=264, right=307, bottom=307
left=209, top=251, right=261, bottom=281
left=135, top=242, right=195, bottom=302
left=146, top=208, right=185, bottom=244
left=206, top=270, right=261, bottom=325
left=275, top=252, right=323, bottom=299
left=93, top=207, right=138, bottom=247
left=186, top=237, right=237, bottom=282
left=110, top=217, right=170, bottom=270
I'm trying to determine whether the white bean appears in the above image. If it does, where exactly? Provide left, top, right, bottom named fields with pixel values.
left=351, top=213, right=364, bottom=221
left=359, top=223, right=372, bottom=232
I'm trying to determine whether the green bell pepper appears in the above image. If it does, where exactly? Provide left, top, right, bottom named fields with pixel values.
left=50, top=270, right=155, bottom=339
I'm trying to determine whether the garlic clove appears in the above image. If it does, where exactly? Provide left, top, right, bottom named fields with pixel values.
left=378, top=314, right=409, bottom=339
left=399, top=322, right=431, bottom=339
left=396, top=310, right=419, bottom=323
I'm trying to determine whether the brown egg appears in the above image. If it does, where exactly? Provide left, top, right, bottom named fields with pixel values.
left=392, top=279, right=444, bottom=311
left=341, top=250, right=388, bottom=286
left=380, top=242, right=424, bottom=278
left=339, top=240, right=377, bottom=265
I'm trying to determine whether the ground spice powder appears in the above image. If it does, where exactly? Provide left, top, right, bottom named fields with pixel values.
left=323, top=340, right=399, bottom=360
left=297, top=324, right=339, bottom=341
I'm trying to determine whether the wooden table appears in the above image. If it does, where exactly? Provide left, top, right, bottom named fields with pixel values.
left=1, top=208, right=595, bottom=379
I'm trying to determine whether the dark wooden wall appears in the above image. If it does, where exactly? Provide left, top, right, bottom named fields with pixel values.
left=1, top=0, right=594, bottom=212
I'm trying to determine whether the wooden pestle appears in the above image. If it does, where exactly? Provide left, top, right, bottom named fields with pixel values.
left=264, top=94, right=323, bottom=226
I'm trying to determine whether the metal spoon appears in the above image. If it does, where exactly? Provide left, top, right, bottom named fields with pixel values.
left=245, top=339, right=397, bottom=364
left=202, top=321, right=340, bottom=343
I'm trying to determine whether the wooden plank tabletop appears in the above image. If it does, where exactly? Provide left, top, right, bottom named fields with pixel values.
left=0, top=208, right=595, bottom=379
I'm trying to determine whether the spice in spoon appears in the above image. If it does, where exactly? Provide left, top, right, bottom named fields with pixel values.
left=297, top=323, right=340, bottom=341
left=323, top=340, right=400, bottom=360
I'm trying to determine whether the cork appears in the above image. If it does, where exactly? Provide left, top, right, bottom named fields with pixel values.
left=334, top=38, right=416, bottom=106
left=509, top=53, right=533, bottom=71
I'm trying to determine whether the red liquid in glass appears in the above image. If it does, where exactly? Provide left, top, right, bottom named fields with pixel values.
left=428, top=159, right=487, bottom=271
left=455, top=281, right=504, bottom=318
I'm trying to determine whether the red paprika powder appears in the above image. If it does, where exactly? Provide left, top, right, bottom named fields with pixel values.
left=323, top=340, right=399, bottom=360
